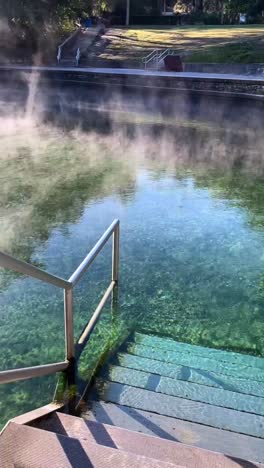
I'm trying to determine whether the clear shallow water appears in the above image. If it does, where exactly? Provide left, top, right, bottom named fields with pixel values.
left=1, top=100, right=264, bottom=425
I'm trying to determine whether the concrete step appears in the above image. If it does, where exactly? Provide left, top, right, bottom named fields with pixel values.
left=94, top=380, right=264, bottom=438
left=0, top=422, right=181, bottom=468
left=85, top=400, right=264, bottom=463
left=60, top=58, right=75, bottom=63
left=35, top=411, right=264, bottom=468
left=59, top=60, right=76, bottom=67
left=126, top=342, right=264, bottom=382
left=116, top=352, right=264, bottom=398
left=134, top=333, right=264, bottom=370
left=104, top=364, right=264, bottom=416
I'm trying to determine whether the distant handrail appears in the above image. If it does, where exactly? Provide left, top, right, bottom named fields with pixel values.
left=142, top=48, right=178, bottom=70
left=0, top=219, right=120, bottom=385
left=75, top=48, right=81, bottom=67
left=57, top=46, right=62, bottom=64
left=156, top=49, right=178, bottom=67
left=142, top=49, right=160, bottom=69
left=57, top=27, right=81, bottom=64
left=157, top=48, right=170, bottom=62
left=142, top=49, right=159, bottom=63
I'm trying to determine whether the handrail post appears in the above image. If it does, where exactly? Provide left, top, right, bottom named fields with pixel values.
left=75, top=48, right=81, bottom=67
left=57, top=46, right=62, bottom=64
left=64, top=287, right=76, bottom=410
left=112, top=221, right=120, bottom=284
left=64, top=288, right=74, bottom=361
left=111, top=222, right=119, bottom=336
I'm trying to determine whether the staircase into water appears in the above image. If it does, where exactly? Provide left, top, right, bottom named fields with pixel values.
left=84, top=331, right=264, bottom=461
left=2, top=331, right=264, bottom=466
left=1, top=219, right=264, bottom=465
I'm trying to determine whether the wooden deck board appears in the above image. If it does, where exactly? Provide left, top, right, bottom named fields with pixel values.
left=116, top=352, right=264, bottom=397
left=105, top=365, right=264, bottom=415
left=36, top=412, right=264, bottom=468
left=134, top=333, right=264, bottom=370
left=94, top=381, right=264, bottom=438
left=126, top=343, right=264, bottom=382
left=85, top=400, right=264, bottom=463
left=0, top=422, right=181, bottom=468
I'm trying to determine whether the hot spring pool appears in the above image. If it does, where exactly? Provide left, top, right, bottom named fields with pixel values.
left=0, top=85, right=264, bottom=426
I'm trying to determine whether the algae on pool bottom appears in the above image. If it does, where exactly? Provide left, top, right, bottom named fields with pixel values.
left=1, top=115, right=264, bottom=427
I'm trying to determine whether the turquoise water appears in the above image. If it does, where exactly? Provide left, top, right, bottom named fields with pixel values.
left=1, top=100, right=264, bottom=425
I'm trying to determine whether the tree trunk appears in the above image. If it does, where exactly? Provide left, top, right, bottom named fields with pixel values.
left=220, top=1, right=224, bottom=24
left=216, top=0, right=224, bottom=24
left=194, top=0, right=203, bottom=12
left=157, top=0, right=163, bottom=14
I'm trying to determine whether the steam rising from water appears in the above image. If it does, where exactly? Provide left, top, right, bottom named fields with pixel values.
left=0, top=78, right=263, bottom=257
left=1, top=78, right=264, bottom=429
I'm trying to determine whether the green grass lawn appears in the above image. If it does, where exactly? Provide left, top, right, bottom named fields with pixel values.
left=99, top=25, right=264, bottom=65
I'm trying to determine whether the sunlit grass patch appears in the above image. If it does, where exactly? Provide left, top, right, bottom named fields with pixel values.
left=105, top=25, right=264, bottom=64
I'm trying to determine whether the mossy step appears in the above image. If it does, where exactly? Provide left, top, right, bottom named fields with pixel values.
left=104, top=365, right=264, bottom=416
left=134, top=333, right=264, bottom=370
left=95, top=381, right=264, bottom=439
left=126, top=343, right=264, bottom=382
left=116, top=352, right=264, bottom=398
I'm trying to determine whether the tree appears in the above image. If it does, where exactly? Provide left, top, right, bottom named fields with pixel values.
left=194, top=0, right=203, bottom=12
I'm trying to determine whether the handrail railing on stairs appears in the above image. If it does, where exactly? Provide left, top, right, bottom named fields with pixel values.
left=0, top=219, right=120, bottom=385
left=142, top=48, right=178, bottom=70
left=142, top=49, right=159, bottom=70
left=75, top=48, right=81, bottom=67
left=57, top=27, right=81, bottom=65
left=156, top=49, right=178, bottom=68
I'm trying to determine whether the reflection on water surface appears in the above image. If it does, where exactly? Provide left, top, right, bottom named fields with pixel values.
left=0, top=89, right=264, bottom=425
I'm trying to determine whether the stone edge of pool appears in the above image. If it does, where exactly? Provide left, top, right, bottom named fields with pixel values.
left=0, top=65, right=264, bottom=99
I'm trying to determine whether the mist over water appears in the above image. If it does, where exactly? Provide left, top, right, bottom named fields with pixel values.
left=0, top=77, right=264, bottom=425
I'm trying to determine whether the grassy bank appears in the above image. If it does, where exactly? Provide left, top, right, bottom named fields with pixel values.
left=100, top=25, right=264, bottom=65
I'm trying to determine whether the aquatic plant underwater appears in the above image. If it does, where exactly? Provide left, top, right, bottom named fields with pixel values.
left=0, top=84, right=264, bottom=427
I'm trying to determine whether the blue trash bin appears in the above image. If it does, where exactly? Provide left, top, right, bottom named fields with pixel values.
left=85, top=18, right=91, bottom=28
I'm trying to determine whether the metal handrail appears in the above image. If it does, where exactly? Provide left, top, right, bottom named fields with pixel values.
left=0, top=361, right=69, bottom=385
left=142, top=49, right=160, bottom=70
left=156, top=49, right=178, bottom=68
left=142, top=48, right=178, bottom=70
left=0, top=219, right=120, bottom=385
left=57, top=27, right=81, bottom=64
left=142, top=49, right=159, bottom=63
left=69, top=219, right=119, bottom=286
left=57, top=46, right=62, bottom=64
left=78, top=280, right=115, bottom=345
left=156, top=48, right=170, bottom=63
left=0, top=252, right=71, bottom=289
left=75, top=48, right=81, bottom=67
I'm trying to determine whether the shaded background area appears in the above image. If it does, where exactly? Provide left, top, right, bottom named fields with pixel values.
left=0, top=0, right=264, bottom=67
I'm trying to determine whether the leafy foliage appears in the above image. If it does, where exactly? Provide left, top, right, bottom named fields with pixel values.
left=0, top=0, right=263, bottom=32
left=174, top=0, right=264, bottom=23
